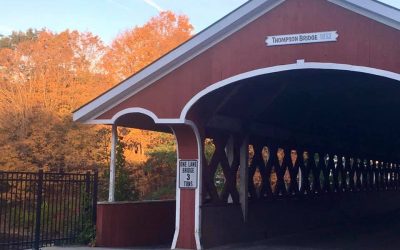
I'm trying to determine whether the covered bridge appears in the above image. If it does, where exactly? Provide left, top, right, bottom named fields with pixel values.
left=73, top=0, right=400, bottom=249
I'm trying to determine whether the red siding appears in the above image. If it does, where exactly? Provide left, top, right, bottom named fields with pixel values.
left=96, top=201, right=175, bottom=247
left=97, top=0, right=400, bottom=120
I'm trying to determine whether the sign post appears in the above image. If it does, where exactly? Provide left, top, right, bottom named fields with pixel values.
left=179, top=160, right=198, bottom=189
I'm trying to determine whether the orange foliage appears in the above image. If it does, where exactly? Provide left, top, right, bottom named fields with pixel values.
left=0, top=11, right=192, bottom=171
left=0, top=30, right=110, bottom=125
left=103, top=11, right=193, bottom=82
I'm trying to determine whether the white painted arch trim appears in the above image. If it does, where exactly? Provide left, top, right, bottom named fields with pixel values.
left=86, top=62, right=400, bottom=125
left=179, top=62, right=400, bottom=120
left=99, top=108, right=202, bottom=249
left=87, top=107, right=182, bottom=125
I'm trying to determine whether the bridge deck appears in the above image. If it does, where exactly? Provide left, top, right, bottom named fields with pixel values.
left=214, top=210, right=400, bottom=250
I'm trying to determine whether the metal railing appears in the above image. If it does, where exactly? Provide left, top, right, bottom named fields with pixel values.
left=0, top=170, right=98, bottom=250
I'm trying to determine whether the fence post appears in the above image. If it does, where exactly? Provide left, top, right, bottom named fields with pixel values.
left=85, top=171, right=91, bottom=219
left=85, top=171, right=91, bottom=194
left=34, top=170, right=43, bottom=250
left=92, top=170, right=98, bottom=225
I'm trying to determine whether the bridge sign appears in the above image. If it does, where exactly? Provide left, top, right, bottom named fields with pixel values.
left=266, top=31, right=338, bottom=46
left=179, top=160, right=198, bottom=189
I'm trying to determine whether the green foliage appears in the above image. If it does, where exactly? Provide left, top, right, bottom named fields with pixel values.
left=0, top=28, right=40, bottom=49
left=143, top=150, right=176, bottom=173
left=100, top=140, right=139, bottom=202
left=77, top=192, right=96, bottom=245
left=114, top=140, right=139, bottom=201
left=148, top=132, right=176, bottom=152
left=141, top=149, right=176, bottom=200
left=98, top=144, right=177, bottom=201
left=143, top=185, right=175, bottom=200
left=214, top=165, right=225, bottom=194
left=77, top=220, right=96, bottom=246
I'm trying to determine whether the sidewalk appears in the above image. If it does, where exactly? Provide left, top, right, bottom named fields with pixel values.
left=43, top=246, right=168, bottom=250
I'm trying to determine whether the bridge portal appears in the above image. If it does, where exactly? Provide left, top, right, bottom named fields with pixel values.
left=74, top=0, right=400, bottom=249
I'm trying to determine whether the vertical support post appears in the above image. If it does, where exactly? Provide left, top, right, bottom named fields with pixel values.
left=85, top=171, right=91, bottom=194
left=108, top=124, right=117, bottom=202
left=34, top=170, right=43, bottom=250
left=239, top=136, right=249, bottom=222
left=171, top=123, right=202, bottom=250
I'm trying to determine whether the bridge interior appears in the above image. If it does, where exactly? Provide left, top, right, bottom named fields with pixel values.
left=187, top=69, right=400, bottom=203
left=193, top=69, right=400, bottom=161
left=187, top=69, right=400, bottom=248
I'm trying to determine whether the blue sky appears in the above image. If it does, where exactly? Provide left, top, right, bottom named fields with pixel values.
left=0, top=0, right=399, bottom=45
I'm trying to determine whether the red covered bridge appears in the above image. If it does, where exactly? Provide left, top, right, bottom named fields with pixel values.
left=73, top=0, right=400, bottom=249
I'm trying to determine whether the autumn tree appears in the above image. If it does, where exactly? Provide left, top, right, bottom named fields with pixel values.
left=0, top=29, right=112, bottom=170
left=103, top=11, right=193, bottom=81
left=0, top=29, right=109, bottom=128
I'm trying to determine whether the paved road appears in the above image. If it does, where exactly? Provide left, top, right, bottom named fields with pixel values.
left=45, top=211, right=400, bottom=250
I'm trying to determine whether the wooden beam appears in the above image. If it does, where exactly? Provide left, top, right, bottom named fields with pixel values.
left=239, top=136, right=249, bottom=222
left=207, top=115, right=400, bottom=161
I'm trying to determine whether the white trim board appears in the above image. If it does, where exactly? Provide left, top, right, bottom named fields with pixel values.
left=328, top=0, right=400, bottom=31
left=170, top=126, right=181, bottom=250
left=185, top=120, right=203, bottom=250
left=73, top=0, right=400, bottom=124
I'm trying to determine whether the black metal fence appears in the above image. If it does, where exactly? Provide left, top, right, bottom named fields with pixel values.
left=0, top=170, right=98, bottom=250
